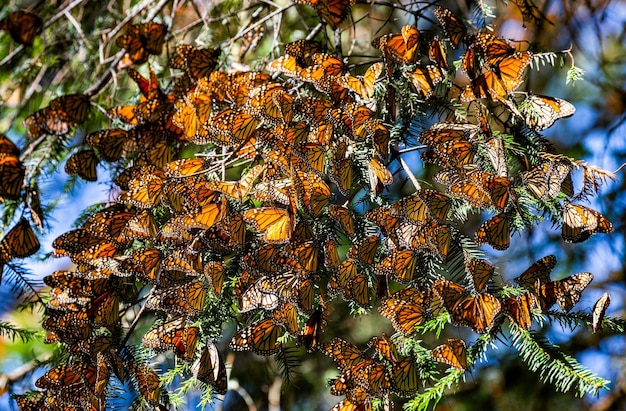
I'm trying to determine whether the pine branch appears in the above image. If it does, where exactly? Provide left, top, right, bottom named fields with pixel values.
left=510, top=325, right=610, bottom=396
left=406, top=368, right=466, bottom=411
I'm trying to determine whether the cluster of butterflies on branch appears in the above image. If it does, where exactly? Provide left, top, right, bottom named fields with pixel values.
left=0, top=2, right=617, bottom=411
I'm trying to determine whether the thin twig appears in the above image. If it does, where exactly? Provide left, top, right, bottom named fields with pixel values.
left=227, top=3, right=294, bottom=45
left=399, top=155, right=421, bottom=191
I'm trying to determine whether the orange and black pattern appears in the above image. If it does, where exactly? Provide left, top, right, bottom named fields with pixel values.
left=6, top=3, right=614, bottom=411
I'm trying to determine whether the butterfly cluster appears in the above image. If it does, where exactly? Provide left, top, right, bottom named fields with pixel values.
left=5, top=4, right=617, bottom=411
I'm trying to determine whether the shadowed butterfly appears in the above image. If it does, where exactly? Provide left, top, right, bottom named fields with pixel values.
left=592, top=292, right=610, bottom=333
left=433, top=279, right=501, bottom=333
left=434, top=7, right=468, bottom=48
left=501, top=292, right=537, bottom=330
left=474, top=212, right=510, bottom=250
left=116, top=22, right=167, bottom=66
left=65, top=150, right=99, bottom=182
left=293, top=0, right=356, bottom=29
left=466, top=259, right=494, bottom=292
left=0, top=217, right=40, bottom=263
left=514, top=255, right=557, bottom=290
left=192, top=342, right=228, bottom=394
left=0, top=10, right=42, bottom=45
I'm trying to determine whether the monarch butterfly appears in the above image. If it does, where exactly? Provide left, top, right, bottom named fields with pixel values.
left=193, top=342, right=228, bottom=394
left=119, top=209, right=157, bottom=242
left=206, top=108, right=260, bottom=145
left=431, top=338, right=467, bottom=371
left=88, top=290, right=120, bottom=326
left=116, top=22, right=167, bottom=66
left=321, top=337, right=363, bottom=371
left=24, top=94, right=91, bottom=138
left=117, top=171, right=164, bottom=209
left=169, top=44, right=221, bottom=79
left=230, top=318, right=285, bottom=355
left=466, top=259, right=494, bottom=292
left=293, top=0, right=355, bottom=29
left=520, top=94, right=575, bottom=130
left=35, top=363, right=97, bottom=389
left=65, top=335, right=114, bottom=357
left=0, top=156, right=25, bottom=203
left=337, top=62, right=383, bottom=100
left=461, top=52, right=533, bottom=102
left=387, top=355, right=420, bottom=396
left=433, top=279, right=501, bottom=333
left=328, top=258, right=358, bottom=296
left=328, top=205, right=355, bottom=237
left=561, top=203, right=613, bottom=243
left=347, top=235, right=380, bottom=266
left=395, top=220, right=451, bottom=259
left=461, top=33, right=515, bottom=77
left=535, top=272, right=594, bottom=313
left=51, top=228, right=110, bottom=260
left=143, top=318, right=199, bottom=361
left=172, top=92, right=212, bottom=143
left=421, top=139, right=476, bottom=169
left=84, top=128, right=131, bottom=162
left=392, top=189, right=452, bottom=223
left=407, top=65, right=445, bottom=99
left=329, top=157, right=354, bottom=196
left=592, top=292, right=610, bottom=333
left=243, top=83, right=294, bottom=123
left=378, top=287, right=431, bottom=336
left=44, top=269, right=108, bottom=297
left=296, top=308, right=324, bottom=352
left=458, top=171, right=510, bottom=210
left=342, top=273, right=371, bottom=307
left=119, top=247, right=161, bottom=282
left=243, top=207, right=294, bottom=243
left=146, top=281, right=208, bottom=317
left=367, top=157, right=393, bottom=193
left=520, top=160, right=572, bottom=201
left=239, top=276, right=283, bottom=312
left=367, top=333, right=398, bottom=364
left=294, top=170, right=331, bottom=216
left=206, top=164, right=265, bottom=201
left=514, top=255, right=557, bottom=290
left=427, top=37, right=448, bottom=71
left=375, top=249, right=419, bottom=283
left=0, top=10, right=42, bottom=46
left=65, top=150, right=99, bottom=182
left=163, top=157, right=208, bottom=178
left=126, top=361, right=161, bottom=405
left=0, top=133, right=20, bottom=156
left=273, top=301, right=300, bottom=335
left=284, top=39, right=322, bottom=65
left=294, top=279, right=314, bottom=312
left=0, top=217, right=40, bottom=263
left=42, top=308, right=93, bottom=341
left=434, top=7, right=467, bottom=48
left=372, top=25, right=420, bottom=64
left=501, top=292, right=537, bottom=330
left=285, top=241, right=319, bottom=273
left=474, top=212, right=510, bottom=250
